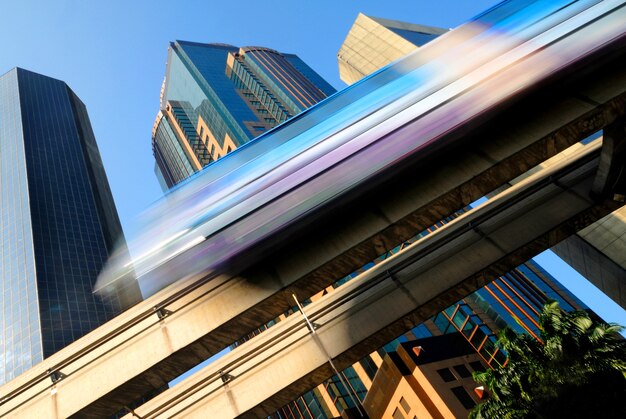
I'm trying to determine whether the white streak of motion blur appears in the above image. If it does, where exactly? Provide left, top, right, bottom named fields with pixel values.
left=123, top=228, right=190, bottom=269
left=156, top=236, right=206, bottom=273
left=94, top=0, right=626, bottom=302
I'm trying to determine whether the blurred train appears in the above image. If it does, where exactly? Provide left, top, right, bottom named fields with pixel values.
left=95, top=0, right=626, bottom=299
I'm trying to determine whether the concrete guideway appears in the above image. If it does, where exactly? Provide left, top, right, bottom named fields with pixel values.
left=1, top=60, right=626, bottom=418
left=2, top=7, right=626, bottom=415
left=126, top=140, right=624, bottom=418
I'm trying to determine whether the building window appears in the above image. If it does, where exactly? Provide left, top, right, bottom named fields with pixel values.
left=399, top=396, right=411, bottom=414
left=469, top=361, right=485, bottom=372
left=453, top=364, right=472, bottom=378
left=392, top=407, right=406, bottom=419
left=436, top=367, right=456, bottom=382
left=411, top=323, right=433, bottom=339
left=341, top=366, right=367, bottom=401
left=451, top=386, right=476, bottom=409
left=432, top=312, right=454, bottom=334
left=359, top=356, right=378, bottom=380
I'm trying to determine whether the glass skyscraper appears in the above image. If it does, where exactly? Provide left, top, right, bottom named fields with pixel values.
left=152, top=41, right=336, bottom=189
left=0, top=68, right=141, bottom=384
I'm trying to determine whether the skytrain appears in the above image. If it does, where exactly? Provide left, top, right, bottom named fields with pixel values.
left=95, top=0, right=626, bottom=299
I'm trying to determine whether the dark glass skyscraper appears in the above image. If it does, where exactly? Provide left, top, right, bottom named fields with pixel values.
left=0, top=68, right=141, bottom=384
left=152, top=41, right=336, bottom=189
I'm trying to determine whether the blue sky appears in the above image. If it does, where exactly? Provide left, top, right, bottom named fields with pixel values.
left=1, top=0, right=624, bottom=327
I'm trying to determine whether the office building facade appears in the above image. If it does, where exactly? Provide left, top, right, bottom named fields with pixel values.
left=337, top=14, right=447, bottom=84
left=552, top=209, right=626, bottom=309
left=152, top=41, right=336, bottom=189
left=0, top=68, right=141, bottom=384
left=363, top=334, right=486, bottom=419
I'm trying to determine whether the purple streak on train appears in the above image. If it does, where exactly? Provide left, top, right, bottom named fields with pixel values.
left=95, top=0, right=626, bottom=299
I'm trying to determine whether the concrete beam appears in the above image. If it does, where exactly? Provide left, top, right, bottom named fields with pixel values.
left=126, top=142, right=623, bottom=418
left=2, top=54, right=626, bottom=418
left=592, top=119, right=626, bottom=199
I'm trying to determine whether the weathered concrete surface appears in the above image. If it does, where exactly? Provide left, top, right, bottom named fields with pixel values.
left=1, top=47, right=626, bottom=419
left=125, top=142, right=624, bottom=418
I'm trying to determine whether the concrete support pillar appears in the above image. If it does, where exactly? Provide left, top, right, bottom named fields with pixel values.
left=593, top=119, right=626, bottom=201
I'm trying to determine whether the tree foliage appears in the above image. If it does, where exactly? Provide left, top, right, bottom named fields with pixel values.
left=470, top=301, right=626, bottom=418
